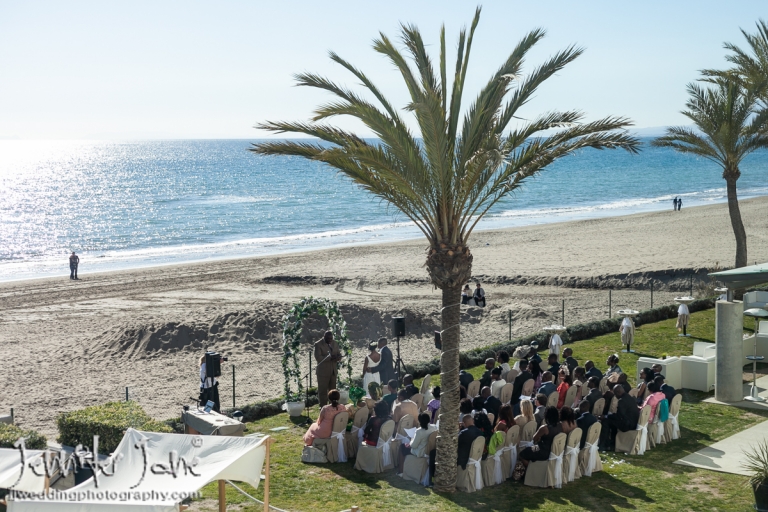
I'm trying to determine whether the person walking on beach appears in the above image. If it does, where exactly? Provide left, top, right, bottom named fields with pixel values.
left=677, top=197, right=682, bottom=211
left=672, top=197, right=678, bottom=211
left=69, top=251, right=80, bottom=280
left=314, top=331, right=341, bottom=406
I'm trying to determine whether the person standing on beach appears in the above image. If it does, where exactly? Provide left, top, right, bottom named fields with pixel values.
left=677, top=197, right=682, bottom=211
left=672, top=197, right=678, bottom=211
left=377, top=337, right=395, bottom=385
left=314, top=331, right=341, bottom=406
left=69, top=251, right=79, bottom=280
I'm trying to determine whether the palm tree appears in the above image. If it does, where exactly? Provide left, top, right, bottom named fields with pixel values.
left=653, top=77, right=768, bottom=269
left=250, top=8, right=639, bottom=491
left=715, top=19, right=768, bottom=104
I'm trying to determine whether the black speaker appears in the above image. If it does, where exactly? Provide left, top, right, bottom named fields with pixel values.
left=205, top=351, right=222, bottom=378
left=393, top=316, right=405, bottom=337
left=434, top=331, right=442, bottom=350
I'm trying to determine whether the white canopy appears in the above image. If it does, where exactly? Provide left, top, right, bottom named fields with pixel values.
left=0, top=448, right=47, bottom=493
left=7, top=429, right=268, bottom=512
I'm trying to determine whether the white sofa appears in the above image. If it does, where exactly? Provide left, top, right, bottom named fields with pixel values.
left=636, top=356, right=682, bottom=390
left=742, top=322, right=768, bottom=363
left=744, top=291, right=768, bottom=311
left=681, top=342, right=716, bottom=392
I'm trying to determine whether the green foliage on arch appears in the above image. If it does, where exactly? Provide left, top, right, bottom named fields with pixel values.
left=281, top=297, right=352, bottom=401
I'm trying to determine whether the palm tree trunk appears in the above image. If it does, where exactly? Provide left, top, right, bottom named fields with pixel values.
left=726, top=177, right=748, bottom=268
left=433, top=283, right=461, bottom=493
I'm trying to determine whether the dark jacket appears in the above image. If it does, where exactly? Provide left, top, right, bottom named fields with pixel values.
left=404, top=383, right=419, bottom=399
left=530, top=352, right=542, bottom=365
left=484, top=395, right=502, bottom=422
left=479, top=369, right=492, bottom=390
left=565, top=356, right=579, bottom=374
left=512, top=371, right=533, bottom=404
left=547, top=364, right=560, bottom=376
left=576, top=412, right=598, bottom=448
left=459, top=370, right=474, bottom=390
left=585, top=366, right=603, bottom=381
left=620, top=381, right=631, bottom=394
left=457, top=425, right=483, bottom=469
left=378, top=345, right=395, bottom=384
left=585, top=388, right=602, bottom=411
left=538, top=381, right=557, bottom=397
left=616, top=393, right=640, bottom=431
left=660, top=383, right=676, bottom=402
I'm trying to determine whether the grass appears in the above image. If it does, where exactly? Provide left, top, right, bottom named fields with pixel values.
left=188, top=309, right=768, bottom=511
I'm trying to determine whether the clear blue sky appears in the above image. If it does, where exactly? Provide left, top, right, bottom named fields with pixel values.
left=0, top=1, right=765, bottom=139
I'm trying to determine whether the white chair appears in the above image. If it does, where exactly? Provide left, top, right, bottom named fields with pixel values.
left=744, top=291, right=768, bottom=311
left=500, top=383, right=514, bottom=405
left=664, top=394, right=682, bottom=442
left=592, top=398, right=605, bottom=417
left=401, top=430, right=437, bottom=486
left=615, top=405, right=651, bottom=455
left=681, top=354, right=715, bottom=391
left=456, top=436, right=485, bottom=492
left=467, top=381, right=481, bottom=398
left=481, top=435, right=505, bottom=487
left=524, top=433, right=567, bottom=488
left=563, top=428, right=582, bottom=482
left=693, top=342, right=716, bottom=357
left=579, top=422, right=602, bottom=476
left=390, top=414, right=415, bottom=462
left=636, top=357, right=682, bottom=390
left=501, top=425, right=520, bottom=480
left=312, top=411, right=349, bottom=463
left=354, top=419, right=395, bottom=473
left=519, top=420, right=537, bottom=452
left=647, top=400, right=667, bottom=448
left=547, top=391, right=559, bottom=408
left=563, top=386, right=578, bottom=409
left=521, top=379, right=535, bottom=398
left=345, top=407, right=369, bottom=459
left=419, top=374, right=431, bottom=396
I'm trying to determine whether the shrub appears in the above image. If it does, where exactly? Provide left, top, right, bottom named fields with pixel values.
left=0, top=423, right=47, bottom=450
left=57, top=401, right=173, bottom=454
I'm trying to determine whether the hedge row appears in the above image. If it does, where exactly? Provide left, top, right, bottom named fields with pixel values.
left=0, top=423, right=47, bottom=450
left=57, top=401, right=173, bottom=455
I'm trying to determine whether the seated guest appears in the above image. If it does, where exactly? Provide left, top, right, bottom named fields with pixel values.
left=427, top=386, right=441, bottom=423
left=600, top=385, right=639, bottom=451
left=457, top=415, right=483, bottom=470
left=474, top=412, right=494, bottom=452
left=571, top=367, right=586, bottom=407
left=547, top=353, right=560, bottom=376
left=382, top=379, right=398, bottom=407
left=605, top=354, right=622, bottom=379
left=559, top=406, right=577, bottom=434
left=655, top=375, right=676, bottom=402
left=641, top=381, right=666, bottom=419
left=636, top=367, right=655, bottom=403
left=401, top=374, right=419, bottom=399
left=575, top=400, right=598, bottom=448
left=479, top=358, right=496, bottom=389
left=515, top=399, right=536, bottom=428
left=498, top=403, right=515, bottom=429
left=534, top=393, right=548, bottom=427
left=471, top=396, right=488, bottom=418
left=459, top=370, right=474, bottom=390
left=651, top=363, right=664, bottom=379
left=600, top=390, right=615, bottom=418
left=538, top=371, right=556, bottom=397
left=556, top=366, right=572, bottom=409
left=362, top=400, right=392, bottom=446
left=367, top=381, right=382, bottom=401
left=490, top=367, right=506, bottom=399
left=519, top=406, right=563, bottom=470
left=397, top=412, right=436, bottom=474
left=512, top=359, right=533, bottom=411
left=617, top=373, right=632, bottom=394
left=584, top=360, right=603, bottom=381
left=498, top=350, right=512, bottom=374
left=393, top=389, right=418, bottom=428
left=528, top=342, right=542, bottom=365
left=563, top=347, right=578, bottom=374
left=488, top=420, right=509, bottom=459
left=584, top=376, right=602, bottom=411
left=459, top=385, right=467, bottom=400
left=530, top=359, right=544, bottom=390
left=481, top=386, right=501, bottom=423
left=303, top=389, right=346, bottom=446
left=459, top=398, right=474, bottom=425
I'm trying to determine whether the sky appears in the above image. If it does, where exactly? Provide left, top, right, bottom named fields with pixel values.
left=0, top=1, right=766, bottom=140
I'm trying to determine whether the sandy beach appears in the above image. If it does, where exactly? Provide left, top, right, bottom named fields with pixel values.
left=2, top=197, right=767, bottom=436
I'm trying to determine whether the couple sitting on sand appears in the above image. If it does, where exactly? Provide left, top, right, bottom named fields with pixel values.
left=362, top=337, right=395, bottom=392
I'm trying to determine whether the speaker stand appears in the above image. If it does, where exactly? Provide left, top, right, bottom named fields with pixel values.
left=395, top=335, right=408, bottom=383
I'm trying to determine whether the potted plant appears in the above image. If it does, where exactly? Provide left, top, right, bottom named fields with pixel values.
left=281, top=392, right=305, bottom=417
left=744, top=440, right=768, bottom=511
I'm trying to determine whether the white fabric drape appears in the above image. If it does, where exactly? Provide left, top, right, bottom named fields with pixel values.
left=379, top=438, right=393, bottom=467
left=467, top=458, right=483, bottom=491
left=583, top=442, right=599, bottom=477
left=565, top=446, right=579, bottom=482
left=332, top=431, right=347, bottom=463
left=636, top=424, right=648, bottom=455
left=678, top=304, right=690, bottom=315
left=519, top=440, right=534, bottom=450
left=549, top=451, right=563, bottom=489
left=654, top=421, right=664, bottom=445
left=420, top=460, right=430, bottom=487
left=669, top=413, right=680, bottom=440
left=492, top=452, right=504, bottom=485
left=506, top=445, right=518, bottom=475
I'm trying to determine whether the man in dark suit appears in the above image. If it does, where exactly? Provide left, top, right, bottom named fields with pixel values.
left=459, top=370, right=474, bottom=390
left=600, top=385, right=640, bottom=451
left=576, top=400, right=598, bottom=449
left=563, top=347, right=578, bottom=374
left=511, top=360, right=533, bottom=414
left=479, top=358, right=495, bottom=389
left=377, top=337, right=395, bottom=385
left=655, top=375, right=676, bottom=402
left=457, top=415, right=483, bottom=470
left=402, top=374, right=419, bottom=399
left=546, top=354, right=560, bottom=376
left=314, top=331, right=341, bottom=406
left=481, top=387, right=501, bottom=424
left=584, top=360, right=603, bottom=381
left=584, top=377, right=602, bottom=412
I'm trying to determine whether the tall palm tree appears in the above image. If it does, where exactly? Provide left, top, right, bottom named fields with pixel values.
left=250, top=8, right=639, bottom=491
left=716, top=19, right=768, bottom=104
left=653, top=77, right=768, bottom=269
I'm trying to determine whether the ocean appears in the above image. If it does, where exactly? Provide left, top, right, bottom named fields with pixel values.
left=1, top=138, right=766, bottom=281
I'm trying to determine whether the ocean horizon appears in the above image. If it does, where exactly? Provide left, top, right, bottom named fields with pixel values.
left=1, top=138, right=767, bottom=282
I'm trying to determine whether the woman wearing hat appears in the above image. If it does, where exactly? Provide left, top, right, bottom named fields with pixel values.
left=362, top=342, right=382, bottom=392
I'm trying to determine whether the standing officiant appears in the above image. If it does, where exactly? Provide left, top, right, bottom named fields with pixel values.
left=315, top=330, right=341, bottom=406
left=377, top=337, right=395, bottom=385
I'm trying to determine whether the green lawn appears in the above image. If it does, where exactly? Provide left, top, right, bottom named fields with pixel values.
left=191, top=309, right=767, bottom=511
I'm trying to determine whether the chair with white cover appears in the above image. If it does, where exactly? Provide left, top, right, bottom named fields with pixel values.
left=609, top=396, right=618, bottom=414
left=547, top=391, right=560, bottom=408
left=519, top=420, right=537, bottom=452
left=592, top=398, right=605, bottom=417
left=501, top=424, right=520, bottom=481
left=487, top=413, right=495, bottom=425
left=599, top=377, right=609, bottom=394
left=524, top=433, right=567, bottom=488
left=615, top=405, right=651, bottom=455
left=482, top=435, right=506, bottom=487
left=411, top=393, right=425, bottom=412
left=563, top=428, right=582, bottom=482
left=456, top=436, right=486, bottom=492
left=564, top=386, right=578, bottom=409
left=312, top=411, right=349, bottom=463
left=578, top=422, right=602, bottom=476
left=521, top=379, right=535, bottom=398
left=500, top=383, right=514, bottom=405
left=629, top=388, right=638, bottom=398
left=346, top=406, right=369, bottom=459
left=663, top=394, right=682, bottom=442
left=402, top=430, right=438, bottom=486
left=467, top=380, right=481, bottom=398
left=390, top=414, right=415, bottom=462
left=354, top=419, right=395, bottom=473
left=507, top=369, right=519, bottom=383
left=419, top=374, right=431, bottom=396
left=647, top=400, right=667, bottom=448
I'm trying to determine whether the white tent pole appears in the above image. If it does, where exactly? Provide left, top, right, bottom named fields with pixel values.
left=264, top=437, right=273, bottom=512
left=218, top=479, right=226, bottom=512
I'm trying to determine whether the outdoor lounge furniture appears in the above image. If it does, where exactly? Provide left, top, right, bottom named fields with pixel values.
left=743, top=291, right=768, bottom=311
left=681, top=342, right=716, bottom=392
left=636, top=356, right=682, bottom=390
